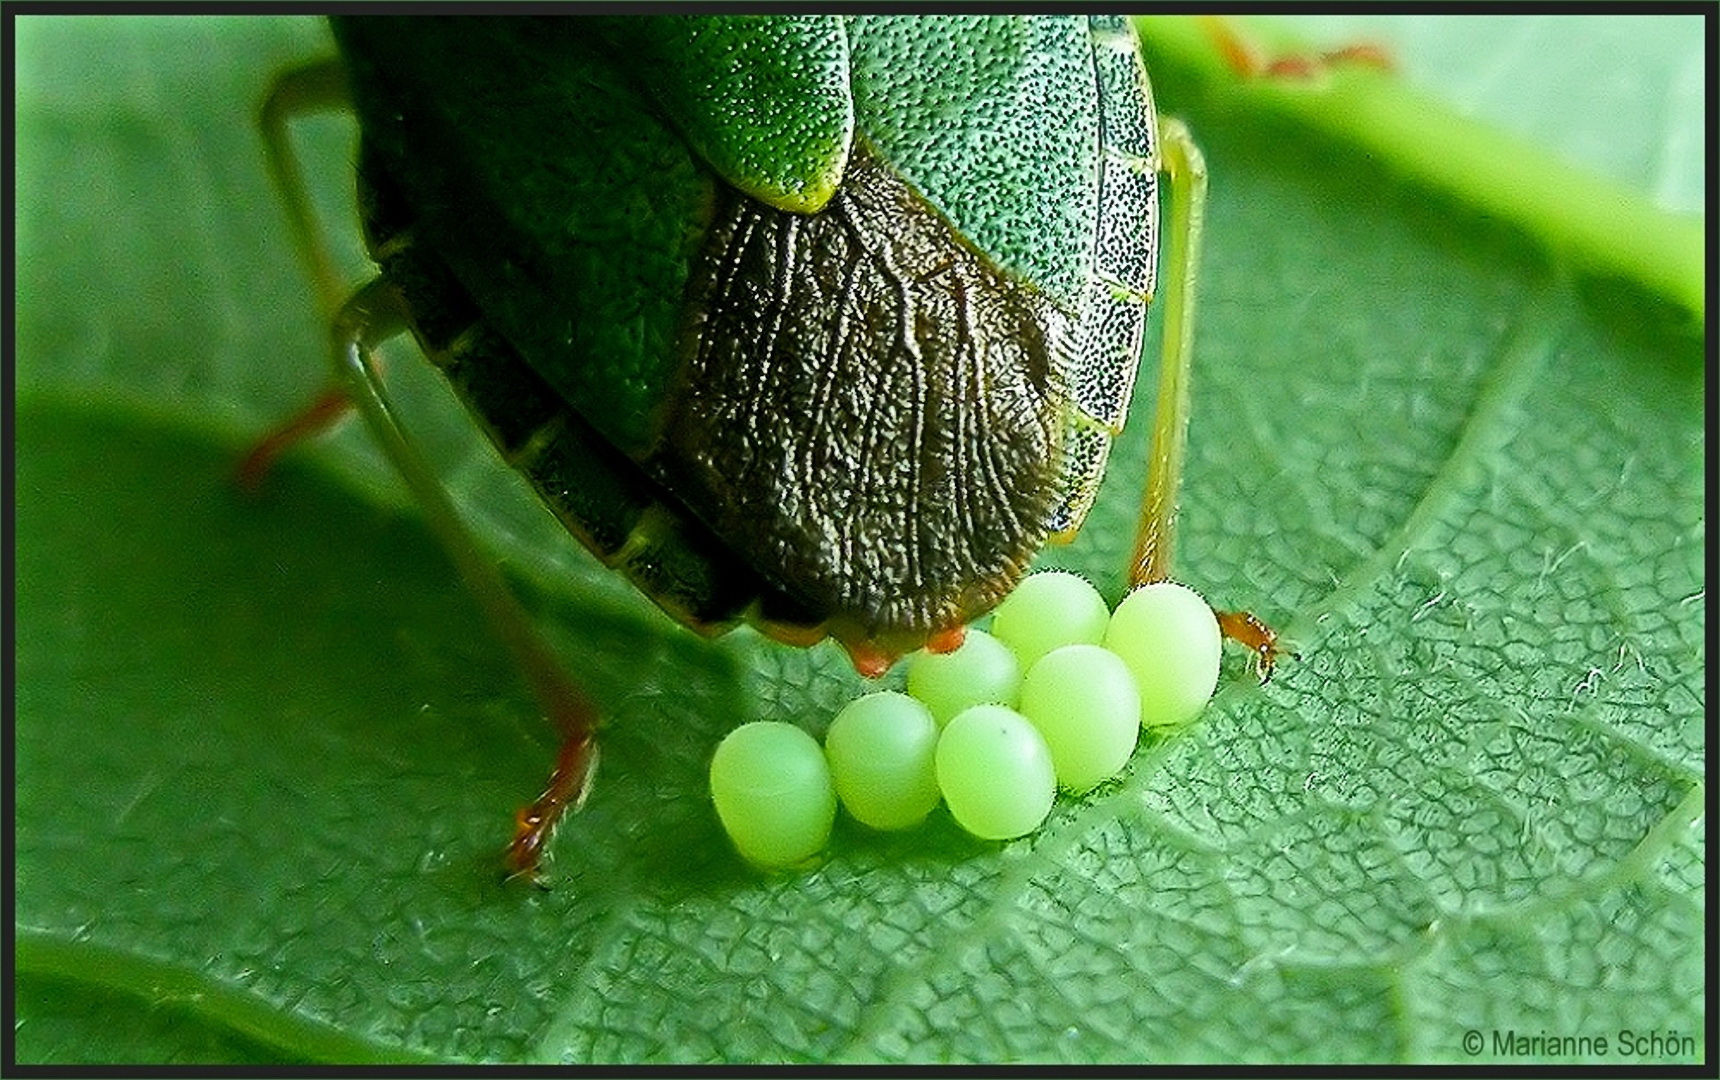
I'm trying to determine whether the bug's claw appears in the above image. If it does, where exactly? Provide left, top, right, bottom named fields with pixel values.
left=1216, top=608, right=1290, bottom=684
left=502, top=734, right=599, bottom=886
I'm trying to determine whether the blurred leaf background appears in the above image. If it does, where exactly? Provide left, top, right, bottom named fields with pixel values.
left=14, top=14, right=1705, bottom=1064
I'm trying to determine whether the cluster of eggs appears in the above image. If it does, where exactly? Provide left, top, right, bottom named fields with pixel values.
left=711, top=573, right=1224, bottom=869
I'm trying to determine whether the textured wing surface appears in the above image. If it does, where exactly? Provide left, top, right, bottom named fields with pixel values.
left=847, top=16, right=1099, bottom=313
left=654, top=145, right=1066, bottom=645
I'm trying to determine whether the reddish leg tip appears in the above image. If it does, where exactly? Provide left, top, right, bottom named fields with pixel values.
left=501, top=732, right=599, bottom=885
left=1216, top=609, right=1288, bottom=685
left=503, top=831, right=547, bottom=886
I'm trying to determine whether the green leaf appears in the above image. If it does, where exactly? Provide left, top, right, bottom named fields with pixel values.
left=15, top=14, right=1704, bottom=1065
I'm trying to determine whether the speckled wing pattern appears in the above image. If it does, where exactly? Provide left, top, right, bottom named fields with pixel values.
left=1047, top=15, right=1161, bottom=541
left=584, top=15, right=854, bottom=213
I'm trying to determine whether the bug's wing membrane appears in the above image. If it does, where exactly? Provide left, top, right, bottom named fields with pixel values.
left=587, top=16, right=854, bottom=214
left=653, top=145, right=1065, bottom=655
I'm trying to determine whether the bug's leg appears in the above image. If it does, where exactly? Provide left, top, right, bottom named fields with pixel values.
left=1128, top=118, right=1286, bottom=682
left=332, top=278, right=600, bottom=884
left=1200, top=15, right=1393, bottom=81
left=1127, top=116, right=1204, bottom=590
left=262, top=58, right=350, bottom=317
left=238, top=59, right=360, bottom=490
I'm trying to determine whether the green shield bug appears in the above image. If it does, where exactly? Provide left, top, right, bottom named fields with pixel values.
left=248, top=15, right=1272, bottom=881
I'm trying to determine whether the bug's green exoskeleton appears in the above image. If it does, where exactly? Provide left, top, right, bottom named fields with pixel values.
left=253, top=15, right=1223, bottom=879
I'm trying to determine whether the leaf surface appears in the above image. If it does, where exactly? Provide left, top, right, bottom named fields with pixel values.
left=14, top=14, right=1705, bottom=1065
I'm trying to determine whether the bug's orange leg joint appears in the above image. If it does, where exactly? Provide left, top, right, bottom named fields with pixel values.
left=332, top=278, right=602, bottom=884
left=1200, top=15, right=1395, bottom=81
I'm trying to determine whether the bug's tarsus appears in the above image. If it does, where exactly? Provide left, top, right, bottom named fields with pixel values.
left=1199, top=16, right=1395, bottom=82
left=505, top=734, right=600, bottom=887
left=234, top=387, right=354, bottom=491
left=1216, top=609, right=1289, bottom=684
